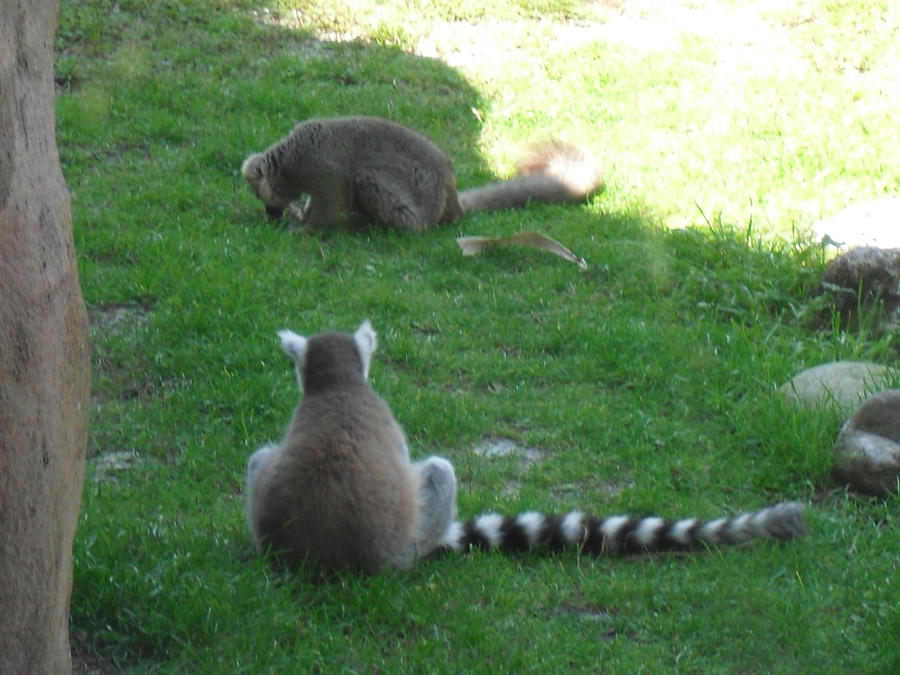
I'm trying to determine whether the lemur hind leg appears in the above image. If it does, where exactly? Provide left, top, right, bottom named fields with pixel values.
left=246, top=442, right=279, bottom=483
left=354, top=171, right=431, bottom=231
left=244, top=442, right=282, bottom=552
left=407, top=456, right=457, bottom=563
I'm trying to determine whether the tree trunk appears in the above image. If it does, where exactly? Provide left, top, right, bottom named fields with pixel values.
left=0, top=1, right=92, bottom=673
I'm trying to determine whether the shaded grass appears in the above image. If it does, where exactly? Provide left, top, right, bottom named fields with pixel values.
left=58, top=0, right=898, bottom=672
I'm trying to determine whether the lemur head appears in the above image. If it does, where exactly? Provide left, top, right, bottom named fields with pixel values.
left=278, top=320, right=377, bottom=393
left=241, top=153, right=289, bottom=220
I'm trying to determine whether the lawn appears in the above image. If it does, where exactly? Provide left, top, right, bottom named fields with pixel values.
left=57, top=0, right=898, bottom=672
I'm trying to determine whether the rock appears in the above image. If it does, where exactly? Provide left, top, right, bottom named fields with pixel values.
left=780, top=361, right=897, bottom=416
left=832, top=389, right=900, bottom=497
left=813, top=197, right=900, bottom=250
left=819, top=247, right=900, bottom=333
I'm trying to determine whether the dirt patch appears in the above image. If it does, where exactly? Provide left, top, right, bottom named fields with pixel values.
left=471, top=437, right=544, bottom=496
left=88, top=302, right=152, bottom=338
left=471, top=437, right=543, bottom=465
left=88, top=449, right=151, bottom=482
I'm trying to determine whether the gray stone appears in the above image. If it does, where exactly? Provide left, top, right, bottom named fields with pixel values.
left=832, top=390, right=900, bottom=497
left=820, top=247, right=900, bottom=333
left=780, top=361, right=897, bottom=416
left=813, top=197, right=900, bottom=250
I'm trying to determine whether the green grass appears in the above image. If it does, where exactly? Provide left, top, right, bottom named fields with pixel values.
left=57, top=1, right=898, bottom=672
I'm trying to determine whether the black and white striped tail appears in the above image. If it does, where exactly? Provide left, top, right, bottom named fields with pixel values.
left=440, top=502, right=806, bottom=556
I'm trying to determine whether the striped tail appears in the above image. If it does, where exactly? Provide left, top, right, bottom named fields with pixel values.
left=440, top=502, right=806, bottom=556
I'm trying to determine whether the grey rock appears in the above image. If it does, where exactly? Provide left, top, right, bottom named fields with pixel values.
left=820, top=247, right=900, bottom=333
left=832, top=389, right=900, bottom=497
left=781, top=361, right=896, bottom=416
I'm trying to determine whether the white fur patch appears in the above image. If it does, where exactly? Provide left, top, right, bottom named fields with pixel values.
left=634, top=517, right=665, bottom=546
left=474, top=513, right=505, bottom=547
left=561, top=511, right=585, bottom=545
left=247, top=442, right=279, bottom=478
left=441, top=521, right=465, bottom=552
left=278, top=330, right=308, bottom=363
left=516, top=512, right=545, bottom=547
left=669, top=518, right=698, bottom=545
left=727, top=513, right=754, bottom=537
left=354, top=320, right=376, bottom=379
left=696, top=517, right=728, bottom=542
left=600, top=515, right=630, bottom=541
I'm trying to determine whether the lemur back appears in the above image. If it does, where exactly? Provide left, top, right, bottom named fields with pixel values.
left=246, top=320, right=806, bottom=576
left=245, top=322, right=425, bottom=573
left=241, top=116, right=603, bottom=231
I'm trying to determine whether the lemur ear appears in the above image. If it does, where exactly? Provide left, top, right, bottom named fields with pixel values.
left=278, top=330, right=308, bottom=366
left=354, top=320, right=376, bottom=380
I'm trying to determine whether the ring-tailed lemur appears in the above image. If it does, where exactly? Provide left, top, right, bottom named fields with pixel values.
left=245, top=321, right=806, bottom=575
left=241, top=116, right=603, bottom=231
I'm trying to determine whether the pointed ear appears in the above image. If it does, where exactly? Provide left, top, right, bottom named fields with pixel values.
left=354, top=320, right=376, bottom=380
left=278, top=329, right=308, bottom=365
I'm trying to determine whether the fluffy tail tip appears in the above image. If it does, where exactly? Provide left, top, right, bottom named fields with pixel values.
left=763, top=501, right=808, bottom=540
left=516, top=139, right=604, bottom=197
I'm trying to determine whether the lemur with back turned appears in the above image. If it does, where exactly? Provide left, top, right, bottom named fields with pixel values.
left=245, top=320, right=807, bottom=575
left=241, top=116, right=603, bottom=230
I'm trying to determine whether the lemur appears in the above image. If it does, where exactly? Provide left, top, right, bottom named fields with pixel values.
left=241, top=116, right=603, bottom=231
left=245, top=321, right=807, bottom=575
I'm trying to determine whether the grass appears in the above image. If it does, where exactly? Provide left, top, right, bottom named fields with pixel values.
left=56, top=0, right=899, bottom=672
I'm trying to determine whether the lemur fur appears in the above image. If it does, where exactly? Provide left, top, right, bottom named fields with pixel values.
left=241, top=116, right=603, bottom=231
left=245, top=321, right=806, bottom=575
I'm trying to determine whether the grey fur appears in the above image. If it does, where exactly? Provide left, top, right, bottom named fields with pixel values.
left=241, top=116, right=603, bottom=230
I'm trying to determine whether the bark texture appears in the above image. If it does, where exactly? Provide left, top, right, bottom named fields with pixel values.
left=0, top=1, right=91, bottom=673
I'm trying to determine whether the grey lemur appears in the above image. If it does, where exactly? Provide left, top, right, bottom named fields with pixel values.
left=245, top=320, right=807, bottom=575
left=241, top=116, right=604, bottom=230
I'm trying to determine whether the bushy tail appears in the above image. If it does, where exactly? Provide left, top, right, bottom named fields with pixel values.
left=458, top=141, right=603, bottom=214
left=440, top=502, right=806, bottom=556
